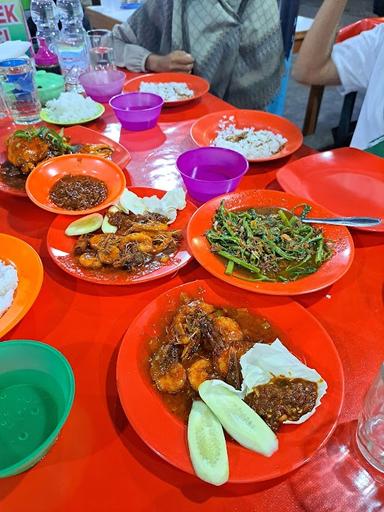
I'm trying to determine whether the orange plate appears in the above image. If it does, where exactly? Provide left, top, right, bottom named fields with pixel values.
left=0, top=234, right=43, bottom=339
left=26, top=153, right=126, bottom=215
left=0, top=125, right=131, bottom=197
left=276, top=148, right=384, bottom=233
left=123, top=73, right=210, bottom=107
left=46, top=187, right=197, bottom=285
left=187, top=189, right=354, bottom=296
left=190, top=109, right=303, bottom=162
left=116, top=278, right=344, bottom=483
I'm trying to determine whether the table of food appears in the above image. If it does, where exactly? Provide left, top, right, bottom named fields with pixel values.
left=1, top=64, right=384, bottom=512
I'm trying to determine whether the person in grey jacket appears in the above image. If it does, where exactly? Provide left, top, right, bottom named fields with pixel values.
left=112, top=0, right=284, bottom=109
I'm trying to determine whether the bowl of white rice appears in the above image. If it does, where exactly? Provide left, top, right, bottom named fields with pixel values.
left=0, top=260, right=18, bottom=319
left=40, top=91, right=105, bottom=125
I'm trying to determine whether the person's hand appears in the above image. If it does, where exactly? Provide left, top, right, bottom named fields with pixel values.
left=146, top=50, right=194, bottom=73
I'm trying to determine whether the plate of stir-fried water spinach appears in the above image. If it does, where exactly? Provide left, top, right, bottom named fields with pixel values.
left=187, top=190, right=355, bottom=295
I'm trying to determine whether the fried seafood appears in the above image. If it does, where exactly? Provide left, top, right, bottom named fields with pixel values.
left=148, top=295, right=279, bottom=420
left=79, top=143, right=114, bottom=159
left=73, top=211, right=182, bottom=273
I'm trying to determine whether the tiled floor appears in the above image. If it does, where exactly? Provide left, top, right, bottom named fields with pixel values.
left=285, top=0, right=375, bottom=149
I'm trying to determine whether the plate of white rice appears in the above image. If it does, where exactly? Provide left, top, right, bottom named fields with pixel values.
left=139, top=82, right=194, bottom=102
left=190, top=109, right=304, bottom=162
left=0, top=234, right=44, bottom=338
left=212, top=117, right=287, bottom=160
left=123, top=73, right=210, bottom=106
left=40, top=91, right=105, bottom=125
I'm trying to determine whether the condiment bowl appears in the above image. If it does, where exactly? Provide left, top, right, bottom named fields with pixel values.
left=25, top=154, right=126, bottom=215
left=109, top=92, right=164, bottom=131
left=79, top=69, right=126, bottom=103
left=176, top=147, right=249, bottom=203
left=0, top=340, right=75, bottom=478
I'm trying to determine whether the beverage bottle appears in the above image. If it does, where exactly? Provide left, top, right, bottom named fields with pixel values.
left=56, top=0, right=89, bottom=87
left=30, top=0, right=59, bottom=51
left=34, top=38, right=62, bottom=75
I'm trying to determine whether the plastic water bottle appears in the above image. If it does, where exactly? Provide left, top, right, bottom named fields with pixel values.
left=30, top=0, right=59, bottom=50
left=56, top=0, right=89, bottom=87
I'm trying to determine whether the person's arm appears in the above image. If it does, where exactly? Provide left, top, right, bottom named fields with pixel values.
left=292, top=0, right=348, bottom=85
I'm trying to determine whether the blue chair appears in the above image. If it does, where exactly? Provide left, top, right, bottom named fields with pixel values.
left=267, top=0, right=300, bottom=115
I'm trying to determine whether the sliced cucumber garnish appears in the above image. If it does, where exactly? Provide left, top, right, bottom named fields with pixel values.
left=65, top=213, right=103, bottom=236
left=188, top=400, right=229, bottom=486
left=199, top=380, right=278, bottom=457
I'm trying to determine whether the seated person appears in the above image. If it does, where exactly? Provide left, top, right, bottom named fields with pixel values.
left=112, top=0, right=284, bottom=109
left=293, top=0, right=384, bottom=149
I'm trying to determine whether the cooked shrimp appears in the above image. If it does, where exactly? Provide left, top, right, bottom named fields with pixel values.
left=214, top=346, right=241, bottom=389
left=213, top=316, right=243, bottom=345
left=119, top=233, right=153, bottom=253
left=187, top=359, right=212, bottom=391
left=79, top=252, right=102, bottom=269
left=154, top=363, right=186, bottom=393
left=131, top=222, right=168, bottom=232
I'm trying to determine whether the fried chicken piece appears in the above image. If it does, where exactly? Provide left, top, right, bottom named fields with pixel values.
left=7, top=134, right=49, bottom=174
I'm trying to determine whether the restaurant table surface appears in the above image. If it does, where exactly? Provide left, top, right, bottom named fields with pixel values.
left=1, top=84, right=384, bottom=512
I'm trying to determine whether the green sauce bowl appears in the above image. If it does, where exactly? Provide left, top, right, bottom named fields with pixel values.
left=0, top=340, right=75, bottom=478
left=35, top=70, right=65, bottom=106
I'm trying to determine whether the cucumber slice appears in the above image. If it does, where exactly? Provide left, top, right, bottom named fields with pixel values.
left=65, top=213, right=103, bottom=236
left=199, top=380, right=278, bottom=457
left=101, top=215, right=117, bottom=234
left=188, top=400, right=229, bottom=486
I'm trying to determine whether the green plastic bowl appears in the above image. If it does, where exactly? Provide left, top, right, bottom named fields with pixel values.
left=35, top=70, right=65, bottom=105
left=0, top=340, right=75, bottom=478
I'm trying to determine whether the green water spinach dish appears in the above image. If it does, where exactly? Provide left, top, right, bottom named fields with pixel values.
left=206, top=202, right=333, bottom=283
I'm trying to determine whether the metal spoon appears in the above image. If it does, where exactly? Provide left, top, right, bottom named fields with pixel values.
left=301, top=217, right=382, bottom=228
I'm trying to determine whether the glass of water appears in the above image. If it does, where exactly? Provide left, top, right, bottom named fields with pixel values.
left=87, top=29, right=115, bottom=70
left=0, top=57, right=41, bottom=124
left=356, top=363, right=384, bottom=472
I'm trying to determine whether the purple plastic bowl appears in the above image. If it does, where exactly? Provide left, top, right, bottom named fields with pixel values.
left=109, top=92, right=164, bottom=131
left=79, top=70, right=126, bottom=103
left=177, top=147, right=249, bottom=203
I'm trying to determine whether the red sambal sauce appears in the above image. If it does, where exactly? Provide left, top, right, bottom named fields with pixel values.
left=49, top=174, right=108, bottom=210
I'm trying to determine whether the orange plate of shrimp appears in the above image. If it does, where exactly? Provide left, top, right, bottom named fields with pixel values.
left=116, top=279, right=344, bottom=483
left=46, top=187, right=197, bottom=285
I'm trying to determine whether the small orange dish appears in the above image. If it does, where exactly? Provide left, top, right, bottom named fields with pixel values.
left=25, top=154, right=126, bottom=215
left=0, top=234, right=43, bottom=339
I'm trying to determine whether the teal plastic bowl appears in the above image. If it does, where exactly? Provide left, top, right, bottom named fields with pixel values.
left=0, top=340, right=75, bottom=478
left=35, top=70, right=65, bottom=105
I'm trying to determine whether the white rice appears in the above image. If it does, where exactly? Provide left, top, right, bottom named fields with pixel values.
left=43, top=92, right=101, bottom=123
left=139, top=82, right=194, bottom=102
left=0, top=260, right=18, bottom=318
left=212, top=116, right=287, bottom=159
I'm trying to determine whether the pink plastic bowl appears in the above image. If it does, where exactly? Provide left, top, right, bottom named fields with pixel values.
left=109, top=92, right=164, bottom=131
left=176, top=147, right=249, bottom=203
left=79, top=70, right=126, bottom=103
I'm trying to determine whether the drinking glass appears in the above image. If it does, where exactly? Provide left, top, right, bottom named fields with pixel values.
left=0, top=57, right=41, bottom=124
left=356, top=363, right=384, bottom=472
left=87, top=29, right=115, bottom=71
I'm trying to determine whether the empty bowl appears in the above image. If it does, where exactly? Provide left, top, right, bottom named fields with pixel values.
left=109, top=92, right=163, bottom=131
left=0, top=340, right=75, bottom=478
left=79, top=69, right=126, bottom=103
left=176, top=147, right=249, bottom=203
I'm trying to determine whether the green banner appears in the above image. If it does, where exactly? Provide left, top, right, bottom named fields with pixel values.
left=0, top=0, right=29, bottom=43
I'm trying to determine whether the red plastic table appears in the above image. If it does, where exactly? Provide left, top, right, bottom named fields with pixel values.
left=1, top=89, right=384, bottom=512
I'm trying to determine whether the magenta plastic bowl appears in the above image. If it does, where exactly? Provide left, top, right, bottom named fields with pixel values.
left=109, top=92, right=164, bottom=131
left=79, top=70, right=126, bottom=103
left=176, top=147, right=249, bottom=203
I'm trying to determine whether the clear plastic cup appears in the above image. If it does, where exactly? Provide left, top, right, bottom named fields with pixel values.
left=87, top=30, right=114, bottom=70
left=356, top=364, right=384, bottom=472
left=0, top=57, right=41, bottom=124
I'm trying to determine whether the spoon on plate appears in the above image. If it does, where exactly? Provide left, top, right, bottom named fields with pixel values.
left=301, top=217, right=382, bottom=228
